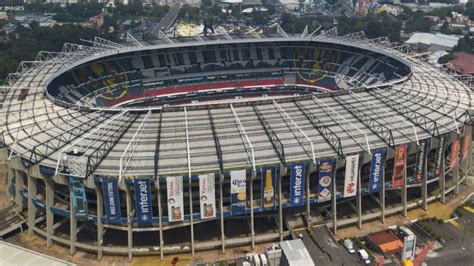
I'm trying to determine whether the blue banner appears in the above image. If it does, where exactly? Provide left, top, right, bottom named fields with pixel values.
left=290, top=164, right=305, bottom=207
left=68, top=176, right=87, bottom=218
left=261, top=167, right=276, bottom=209
left=369, top=149, right=386, bottom=193
left=102, top=178, right=121, bottom=220
left=318, top=159, right=334, bottom=202
left=134, top=178, right=153, bottom=224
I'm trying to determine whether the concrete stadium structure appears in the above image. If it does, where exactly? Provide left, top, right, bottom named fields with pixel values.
left=0, top=31, right=473, bottom=261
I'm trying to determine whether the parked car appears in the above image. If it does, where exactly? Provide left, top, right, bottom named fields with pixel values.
left=357, top=249, right=371, bottom=265
left=344, top=239, right=355, bottom=254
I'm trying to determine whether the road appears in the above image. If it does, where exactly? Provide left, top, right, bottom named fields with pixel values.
left=152, top=5, right=181, bottom=35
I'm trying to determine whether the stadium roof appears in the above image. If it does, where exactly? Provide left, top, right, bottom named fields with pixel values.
left=406, top=33, right=460, bottom=49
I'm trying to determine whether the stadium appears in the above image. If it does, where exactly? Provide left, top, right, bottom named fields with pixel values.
left=0, top=30, right=472, bottom=261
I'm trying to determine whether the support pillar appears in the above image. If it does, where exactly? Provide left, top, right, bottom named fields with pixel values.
left=125, top=184, right=133, bottom=262
left=305, top=164, right=312, bottom=228
left=157, top=178, right=164, bottom=260
left=189, top=176, right=195, bottom=257
left=45, top=177, right=54, bottom=247
left=402, top=157, right=408, bottom=218
left=219, top=173, right=225, bottom=254
left=357, top=164, right=362, bottom=229
left=68, top=177, right=77, bottom=256
left=380, top=161, right=386, bottom=223
left=332, top=159, right=338, bottom=235
left=6, top=166, right=14, bottom=203
left=95, top=185, right=104, bottom=260
left=27, top=173, right=37, bottom=236
left=278, top=164, right=284, bottom=242
left=440, top=152, right=446, bottom=204
left=454, top=161, right=460, bottom=195
left=250, top=169, right=255, bottom=250
left=14, top=170, right=23, bottom=212
left=421, top=150, right=428, bottom=211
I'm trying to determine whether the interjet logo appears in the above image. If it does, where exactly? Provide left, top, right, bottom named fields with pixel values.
left=137, top=180, right=150, bottom=221
left=292, top=165, right=303, bottom=205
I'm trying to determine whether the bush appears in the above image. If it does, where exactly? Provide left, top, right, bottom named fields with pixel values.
left=437, top=218, right=444, bottom=224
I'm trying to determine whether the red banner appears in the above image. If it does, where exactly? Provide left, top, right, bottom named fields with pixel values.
left=450, top=140, right=460, bottom=170
left=392, top=145, right=407, bottom=188
left=462, top=131, right=471, bottom=162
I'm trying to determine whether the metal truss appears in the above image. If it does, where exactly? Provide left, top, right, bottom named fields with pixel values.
left=333, top=96, right=395, bottom=148
left=321, top=27, right=338, bottom=38
left=272, top=100, right=315, bottom=164
left=207, top=107, right=224, bottom=173
left=368, top=89, right=440, bottom=138
left=301, top=25, right=308, bottom=38
left=312, top=96, right=371, bottom=154
left=276, top=24, right=288, bottom=38
left=307, top=26, right=322, bottom=38
left=247, top=27, right=261, bottom=39
left=230, top=104, right=256, bottom=171
left=119, top=110, right=152, bottom=181
left=126, top=32, right=144, bottom=47
left=153, top=110, right=163, bottom=179
left=159, top=30, right=174, bottom=44
left=217, top=28, right=232, bottom=40
left=252, top=105, right=286, bottom=166
left=338, top=31, right=365, bottom=42
left=294, top=101, right=344, bottom=158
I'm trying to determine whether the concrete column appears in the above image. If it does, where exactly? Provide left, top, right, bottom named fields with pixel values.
left=380, top=160, right=386, bottom=223
left=45, top=177, right=54, bottom=247
left=278, top=164, right=284, bottom=242
left=95, top=185, right=104, bottom=260
left=306, top=163, right=312, bottom=228
left=454, top=159, right=460, bottom=195
left=125, top=184, right=133, bottom=262
left=157, top=178, right=164, bottom=260
left=463, top=125, right=472, bottom=175
left=6, top=166, right=14, bottom=203
left=332, top=159, right=338, bottom=235
left=27, top=173, right=37, bottom=236
left=14, top=170, right=24, bottom=212
left=440, top=151, right=446, bottom=204
left=250, top=169, right=255, bottom=250
left=402, top=155, right=408, bottom=218
left=422, top=147, right=428, bottom=211
left=219, top=173, right=225, bottom=254
left=68, top=177, right=77, bottom=256
left=189, top=176, right=195, bottom=257
left=357, top=165, right=362, bottom=229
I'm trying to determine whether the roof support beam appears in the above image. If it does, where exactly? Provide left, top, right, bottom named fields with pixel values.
left=153, top=110, right=163, bottom=178
left=230, top=104, right=256, bottom=172
left=207, top=108, right=224, bottom=173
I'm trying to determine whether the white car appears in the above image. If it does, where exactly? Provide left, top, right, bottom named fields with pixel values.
left=343, top=239, right=355, bottom=254
left=357, top=249, right=371, bottom=265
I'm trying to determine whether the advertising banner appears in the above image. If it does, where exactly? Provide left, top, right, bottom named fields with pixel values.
left=435, top=135, right=446, bottom=176
left=102, top=178, right=121, bottom=220
left=344, top=154, right=359, bottom=198
left=450, top=140, right=460, bottom=170
left=415, top=139, right=430, bottom=183
left=230, top=170, right=247, bottom=214
left=199, top=173, right=216, bottom=219
left=290, top=164, right=305, bottom=206
left=69, top=176, right=88, bottom=218
left=462, top=129, right=471, bottom=162
left=392, top=145, right=407, bottom=188
left=261, top=168, right=276, bottom=209
left=369, top=149, right=385, bottom=193
left=318, top=159, right=334, bottom=202
left=166, top=176, right=184, bottom=222
left=134, top=178, right=153, bottom=223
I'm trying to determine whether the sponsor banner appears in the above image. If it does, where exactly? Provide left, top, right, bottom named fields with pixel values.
left=230, top=170, right=247, bottom=214
left=435, top=135, right=447, bottom=176
left=415, top=139, right=431, bottom=183
left=199, top=174, right=216, bottom=219
left=450, top=140, right=460, bottom=170
left=261, top=167, right=276, bottom=209
left=166, top=176, right=184, bottom=222
left=318, top=159, right=334, bottom=202
left=462, top=128, right=471, bottom=162
left=392, top=145, right=407, bottom=188
left=290, top=164, right=305, bottom=206
left=102, top=178, right=121, bottom=220
left=135, top=178, right=153, bottom=223
left=68, top=176, right=88, bottom=218
left=344, top=154, right=359, bottom=198
left=369, top=149, right=385, bottom=193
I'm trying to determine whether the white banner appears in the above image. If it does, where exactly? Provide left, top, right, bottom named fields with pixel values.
left=167, top=176, right=184, bottom=222
left=344, top=154, right=359, bottom=198
left=199, top=173, right=216, bottom=219
left=230, top=170, right=247, bottom=214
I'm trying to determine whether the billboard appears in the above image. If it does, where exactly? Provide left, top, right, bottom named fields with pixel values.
left=102, top=178, right=121, bottom=220
left=392, top=145, right=407, bottom=188
left=344, top=154, right=359, bottom=198
left=435, top=135, right=446, bottom=176
left=199, top=173, right=216, bottom=219
left=290, top=164, right=305, bottom=206
left=166, top=176, right=184, bottom=222
left=450, top=140, right=460, bottom=170
left=415, top=140, right=430, bottom=183
left=369, top=149, right=385, bottom=193
left=462, top=129, right=471, bottom=162
left=68, top=176, right=87, bottom=218
left=318, top=159, right=334, bottom=202
left=135, top=178, right=153, bottom=224
left=261, top=167, right=276, bottom=209
left=230, top=170, right=247, bottom=214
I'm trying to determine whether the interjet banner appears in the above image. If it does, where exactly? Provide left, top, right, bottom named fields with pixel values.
left=102, top=178, right=121, bottom=220
left=318, top=159, right=334, bottom=202
left=230, top=170, right=247, bottom=214
left=261, top=167, right=276, bottom=209
left=166, top=176, right=184, bottom=222
left=462, top=128, right=471, bottom=162
left=199, top=173, right=216, bottom=219
left=369, top=149, right=385, bottom=193
left=392, top=145, right=407, bottom=188
left=134, top=178, right=153, bottom=224
left=290, top=164, right=305, bottom=206
left=435, top=135, right=447, bottom=176
left=450, top=140, right=460, bottom=170
left=344, top=154, right=359, bottom=198
left=68, top=176, right=87, bottom=218
left=415, top=139, right=430, bottom=183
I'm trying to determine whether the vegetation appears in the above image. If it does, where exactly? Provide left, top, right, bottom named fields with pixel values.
left=337, top=13, right=402, bottom=42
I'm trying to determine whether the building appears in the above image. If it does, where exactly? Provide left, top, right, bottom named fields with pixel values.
left=448, top=52, right=474, bottom=76
left=280, top=239, right=314, bottom=266
left=367, top=230, right=404, bottom=255
left=405, top=32, right=460, bottom=52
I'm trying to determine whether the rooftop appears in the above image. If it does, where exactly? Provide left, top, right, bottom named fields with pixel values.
left=449, top=52, right=474, bottom=75
left=367, top=230, right=404, bottom=255
left=406, top=32, right=460, bottom=49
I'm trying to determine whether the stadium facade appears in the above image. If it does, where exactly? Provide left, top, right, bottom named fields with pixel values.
left=0, top=32, right=472, bottom=261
